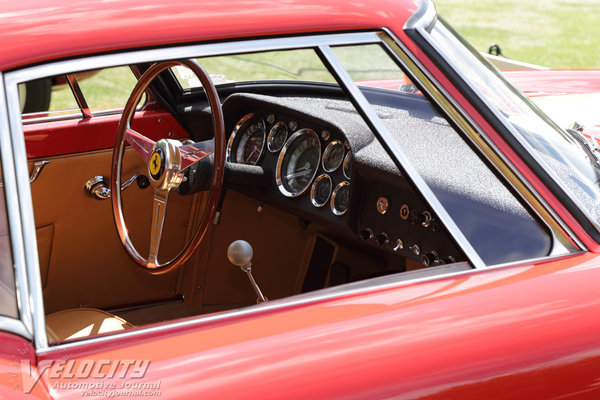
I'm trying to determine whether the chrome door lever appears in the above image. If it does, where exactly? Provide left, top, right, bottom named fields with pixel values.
left=0, top=160, right=50, bottom=188
left=85, top=173, right=143, bottom=200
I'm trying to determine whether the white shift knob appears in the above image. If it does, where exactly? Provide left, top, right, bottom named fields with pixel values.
left=227, top=240, right=253, bottom=268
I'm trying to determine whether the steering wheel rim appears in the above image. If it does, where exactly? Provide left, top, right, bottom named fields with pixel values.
left=111, top=59, right=225, bottom=275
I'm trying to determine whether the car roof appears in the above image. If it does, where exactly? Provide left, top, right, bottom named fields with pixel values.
left=0, top=0, right=420, bottom=71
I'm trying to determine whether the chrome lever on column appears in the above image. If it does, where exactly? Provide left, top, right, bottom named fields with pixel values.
left=85, top=173, right=145, bottom=200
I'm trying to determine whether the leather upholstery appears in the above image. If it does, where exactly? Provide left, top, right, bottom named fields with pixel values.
left=46, top=308, right=133, bottom=342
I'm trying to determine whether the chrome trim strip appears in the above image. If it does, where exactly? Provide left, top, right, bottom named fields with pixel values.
left=0, top=316, right=31, bottom=340
left=39, top=261, right=476, bottom=354
left=0, top=73, right=33, bottom=340
left=379, top=26, right=580, bottom=253
left=317, top=44, right=486, bottom=268
left=6, top=32, right=381, bottom=86
left=4, top=73, right=48, bottom=349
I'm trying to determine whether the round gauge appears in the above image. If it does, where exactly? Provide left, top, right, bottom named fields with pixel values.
left=310, top=174, right=332, bottom=207
left=276, top=129, right=321, bottom=197
left=322, top=140, right=345, bottom=172
left=267, top=121, right=288, bottom=153
left=331, top=181, right=350, bottom=216
left=226, top=113, right=266, bottom=165
left=343, top=151, right=352, bottom=179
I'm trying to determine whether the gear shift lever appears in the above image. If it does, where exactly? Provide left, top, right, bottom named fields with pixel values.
left=227, top=240, right=268, bottom=303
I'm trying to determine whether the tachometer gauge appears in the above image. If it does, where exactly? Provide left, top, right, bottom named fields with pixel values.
left=343, top=151, right=352, bottom=179
left=311, top=174, right=332, bottom=207
left=267, top=121, right=288, bottom=153
left=226, top=113, right=266, bottom=165
left=331, top=181, right=350, bottom=215
left=322, top=140, right=345, bottom=172
left=276, top=129, right=321, bottom=197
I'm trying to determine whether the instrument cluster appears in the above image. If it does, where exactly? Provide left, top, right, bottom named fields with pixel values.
left=226, top=112, right=352, bottom=216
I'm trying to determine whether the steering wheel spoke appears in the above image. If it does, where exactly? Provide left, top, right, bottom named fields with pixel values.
left=147, top=189, right=170, bottom=267
left=125, top=128, right=155, bottom=165
left=179, top=140, right=214, bottom=171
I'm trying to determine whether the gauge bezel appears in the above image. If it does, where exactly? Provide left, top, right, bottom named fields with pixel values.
left=343, top=151, right=352, bottom=180
left=321, top=140, right=345, bottom=173
left=310, top=174, right=332, bottom=207
left=267, top=121, right=288, bottom=153
left=331, top=181, right=350, bottom=216
left=226, top=113, right=266, bottom=165
left=276, top=128, right=321, bottom=198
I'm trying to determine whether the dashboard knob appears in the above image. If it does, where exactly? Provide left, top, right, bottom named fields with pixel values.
left=358, top=228, right=374, bottom=241
left=373, top=232, right=389, bottom=246
left=421, top=251, right=440, bottom=266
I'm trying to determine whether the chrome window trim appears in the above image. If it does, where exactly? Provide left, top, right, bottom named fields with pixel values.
left=3, top=75, right=47, bottom=348
left=0, top=73, right=33, bottom=340
left=1, top=30, right=580, bottom=353
left=0, top=316, right=31, bottom=339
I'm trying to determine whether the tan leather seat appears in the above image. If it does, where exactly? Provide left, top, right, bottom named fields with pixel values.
left=46, top=308, right=134, bottom=342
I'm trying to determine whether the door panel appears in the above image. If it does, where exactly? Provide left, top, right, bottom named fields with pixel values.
left=29, top=148, right=196, bottom=313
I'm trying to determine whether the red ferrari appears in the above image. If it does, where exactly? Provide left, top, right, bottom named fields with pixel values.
left=1, top=0, right=600, bottom=398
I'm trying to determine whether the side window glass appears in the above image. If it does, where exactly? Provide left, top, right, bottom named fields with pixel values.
left=19, top=77, right=79, bottom=118
left=331, top=42, right=552, bottom=265
left=76, top=66, right=142, bottom=112
left=0, top=164, right=17, bottom=319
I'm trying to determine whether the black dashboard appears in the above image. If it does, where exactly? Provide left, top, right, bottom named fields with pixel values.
left=178, top=85, right=552, bottom=268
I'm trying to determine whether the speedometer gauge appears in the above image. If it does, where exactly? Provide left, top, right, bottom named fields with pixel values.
left=276, top=129, right=321, bottom=197
left=226, top=113, right=266, bottom=165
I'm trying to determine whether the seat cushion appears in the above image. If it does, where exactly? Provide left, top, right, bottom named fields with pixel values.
left=46, top=308, right=133, bottom=342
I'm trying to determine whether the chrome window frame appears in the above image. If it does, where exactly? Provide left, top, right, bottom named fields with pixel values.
left=1, top=29, right=579, bottom=354
left=0, top=72, right=34, bottom=341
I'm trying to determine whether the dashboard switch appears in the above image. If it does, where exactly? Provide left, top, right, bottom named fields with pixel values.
left=374, top=232, right=389, bottom=246
left=358, top=228, right=374, bottom=241
left=421, top=251, right=439, bottom=266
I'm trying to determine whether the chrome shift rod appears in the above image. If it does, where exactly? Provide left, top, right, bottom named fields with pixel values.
left=227, top=240, right=268, bottom=303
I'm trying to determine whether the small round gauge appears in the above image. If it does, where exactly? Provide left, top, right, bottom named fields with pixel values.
left=267, top=121, right=288, bottom=153
left=276, top=129, right=321, bottom=197
left=343, top=151, right=352, bottom=180
left=310, top=174, right=332, bottom=207
left=226, top=113, right=266, bottom=165
left=331, top=181, right=350, bottom=216
left=322, top=140, right=345, bottom=172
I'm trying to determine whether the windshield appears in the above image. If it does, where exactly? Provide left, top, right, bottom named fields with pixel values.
left=426, top=19, right=600, bottom=232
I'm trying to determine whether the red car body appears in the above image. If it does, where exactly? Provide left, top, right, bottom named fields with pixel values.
left=1, top=0, right=600, bottom=399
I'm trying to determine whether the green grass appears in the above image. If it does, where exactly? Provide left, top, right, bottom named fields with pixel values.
left=435, top=0, right=600, bottom=69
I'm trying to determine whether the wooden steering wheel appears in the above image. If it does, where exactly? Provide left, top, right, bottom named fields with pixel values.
left=111, top=59, right=225, bottom=275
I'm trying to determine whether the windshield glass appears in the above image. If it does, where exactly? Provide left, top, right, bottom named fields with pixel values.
left=427, top=19, right=600, bottom=230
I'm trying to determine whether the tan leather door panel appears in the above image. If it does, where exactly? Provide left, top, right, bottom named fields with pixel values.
left=29, top=148, right=195, bottom=313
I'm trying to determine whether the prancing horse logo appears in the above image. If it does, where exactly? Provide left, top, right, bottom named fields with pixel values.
left=150, top=152, right=162, bottom=176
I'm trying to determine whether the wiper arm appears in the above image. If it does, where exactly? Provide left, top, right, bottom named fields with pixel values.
left=566, top=126, right=600, bottom=170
